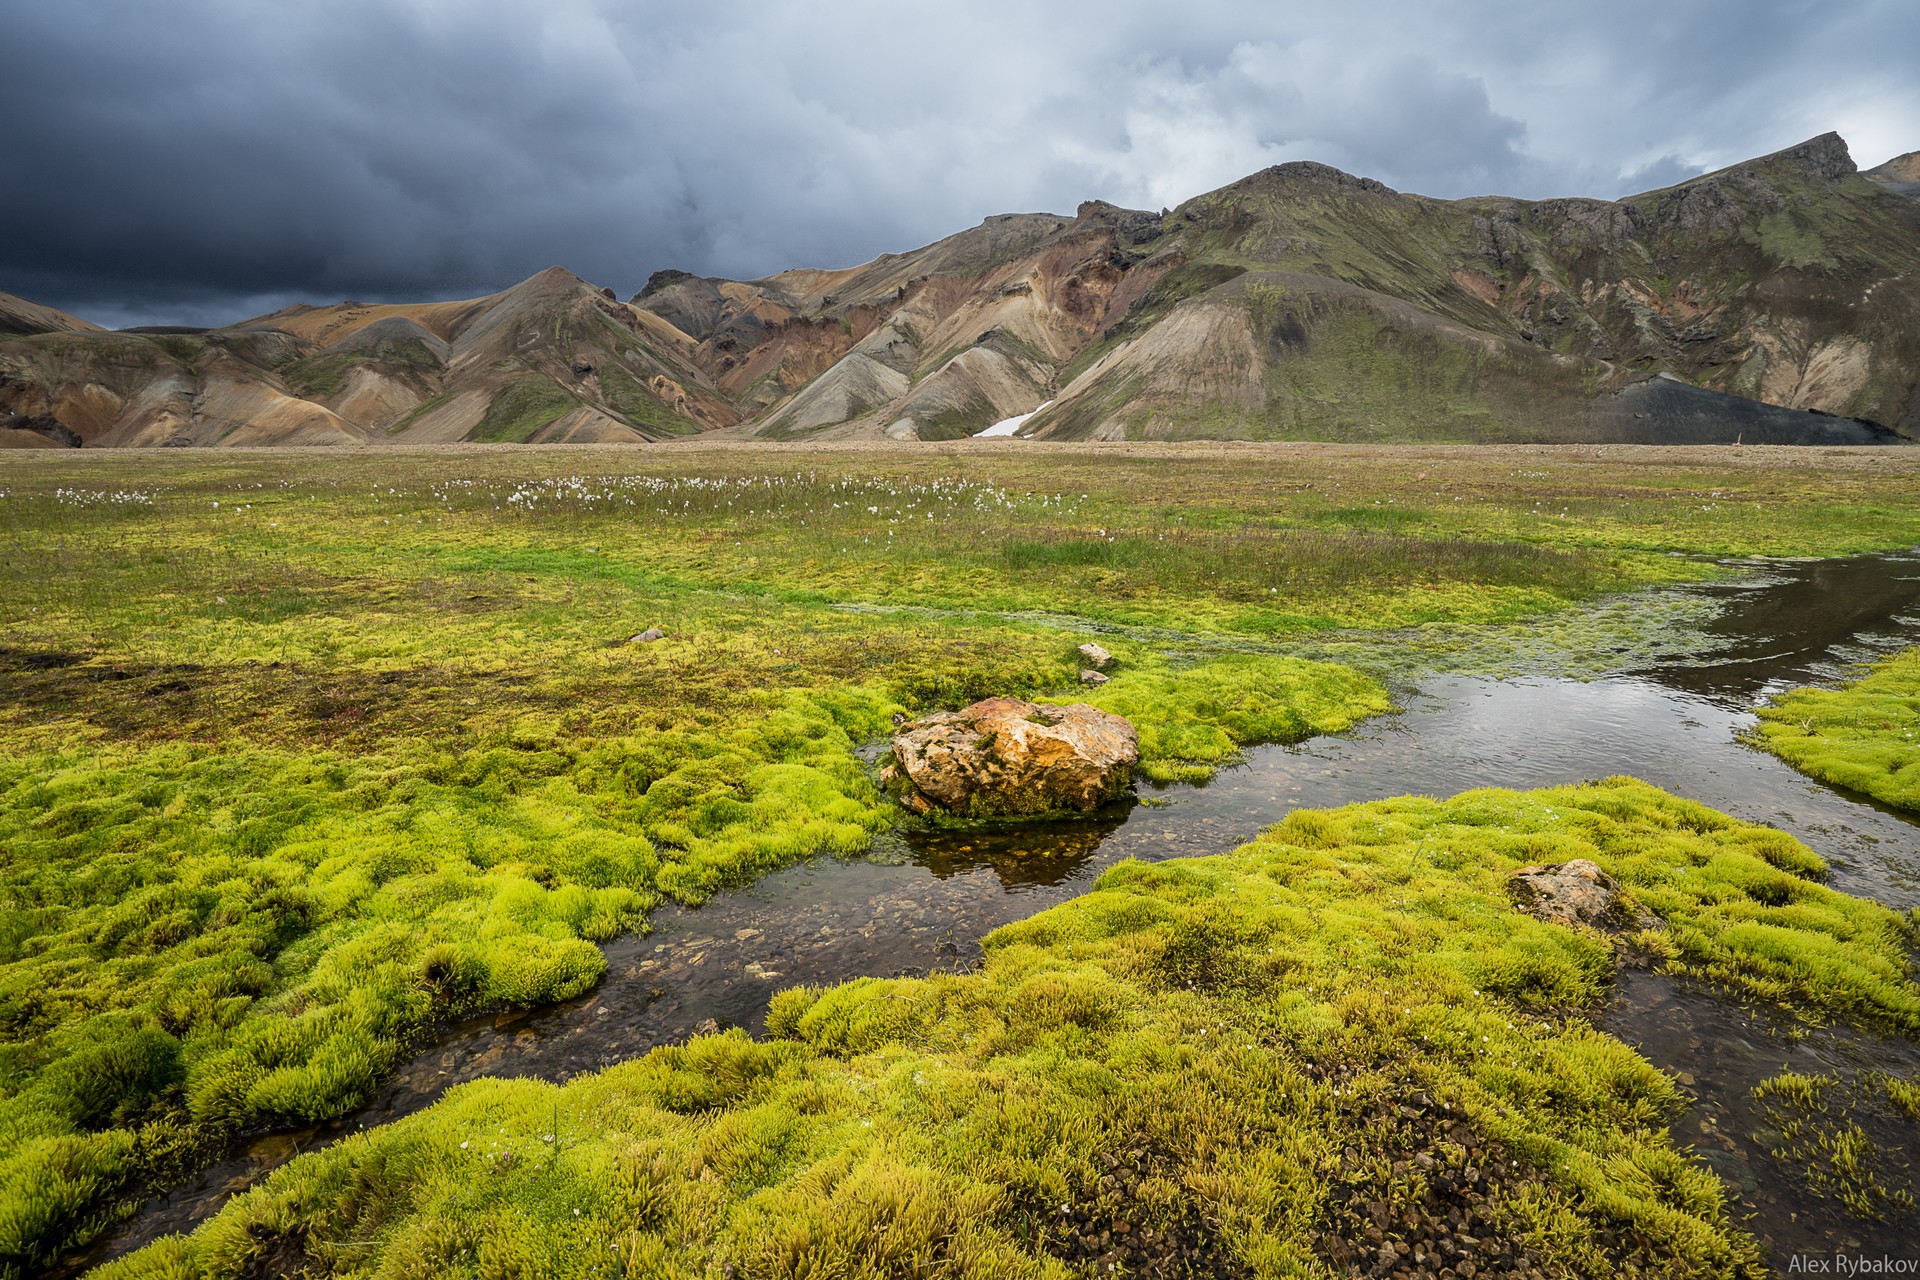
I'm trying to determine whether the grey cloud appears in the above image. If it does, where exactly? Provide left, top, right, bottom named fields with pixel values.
left=3, top=0, right=1916, bottom=328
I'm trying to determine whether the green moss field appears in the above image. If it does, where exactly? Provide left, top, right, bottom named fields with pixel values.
left=3, top=440, right=1920, bottom=1278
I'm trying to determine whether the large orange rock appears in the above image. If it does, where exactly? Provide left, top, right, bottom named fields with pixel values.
left=888, top=696, right=1138, bottom=817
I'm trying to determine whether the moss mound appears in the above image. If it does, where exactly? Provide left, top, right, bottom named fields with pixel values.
left=1753, top=645, right=1920, bottom=812
left=1057, top=652, right=1392, bottom=784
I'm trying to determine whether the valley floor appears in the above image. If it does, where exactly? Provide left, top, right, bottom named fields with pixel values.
left=3, top=442, right=1919, bottom=1278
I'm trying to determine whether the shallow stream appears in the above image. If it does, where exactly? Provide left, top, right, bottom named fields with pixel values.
left=75, top=551, right=1920, bottom=1273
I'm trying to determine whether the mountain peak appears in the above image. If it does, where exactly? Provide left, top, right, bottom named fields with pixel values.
left=1732, top=131, right=1856, bottom=184
left=637, top=268, right=703, bottom=300
left=1252, top=161, right=1396, bottom=196
left=1191, top=161, right=1398, bottom=209
left=1625, top=132, right=1860, bottom=218
left=527, top=265, right=591, bottom=289
left=476, top=265, right=616, bottom=309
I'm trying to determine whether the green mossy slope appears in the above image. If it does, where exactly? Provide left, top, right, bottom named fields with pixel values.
left=1056, top=652, right=1393, bottom=784
left=94, top=780, right=1920, bottom=1279
left=1753, top=646, right=1920, bottom=812
left=470, top=376, right=579, bottom=444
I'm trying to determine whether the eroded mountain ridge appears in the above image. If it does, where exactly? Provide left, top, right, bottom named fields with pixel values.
left=5, top=132, right=1917, bottom=448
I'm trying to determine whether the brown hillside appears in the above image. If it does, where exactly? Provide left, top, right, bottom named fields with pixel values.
left=632, top=132, right=1918, bottom=446
left=0, top=269, right=738, bottom=447
left=1866, top=149, right=1920, bottom=196
left=0, top=291, right=103, bottom=338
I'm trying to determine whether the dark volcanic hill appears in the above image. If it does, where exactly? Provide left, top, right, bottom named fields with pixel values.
left=5, top=132, right=1917, bottom=448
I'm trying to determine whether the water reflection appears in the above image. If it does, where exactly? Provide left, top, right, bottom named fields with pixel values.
left=1108, top=673, right=1920, bottom=906
left=1646, top=553, right=1920, bottom=703
left=892, top=813, right=1126, bottom=887
left=1599, top=970, right=1920, bottom=1256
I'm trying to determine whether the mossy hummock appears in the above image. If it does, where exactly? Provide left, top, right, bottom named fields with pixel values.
left=1753, top=644, right=1920, bottom=812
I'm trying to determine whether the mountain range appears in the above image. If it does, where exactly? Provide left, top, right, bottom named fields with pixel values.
left=5, top=132, right=1917, bottom=450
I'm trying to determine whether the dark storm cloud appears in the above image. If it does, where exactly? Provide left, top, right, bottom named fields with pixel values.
left=4, top=0, right=1917, bottom=328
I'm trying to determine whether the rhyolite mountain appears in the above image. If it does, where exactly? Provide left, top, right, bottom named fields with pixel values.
left=1867, top=148, right=1920, bottom=198
left=4, top=131, right=1917, bottom=449
left=0, top=268, right=738, bottom=449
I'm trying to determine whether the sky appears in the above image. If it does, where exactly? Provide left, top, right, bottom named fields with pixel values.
left=4, top=0, right=1918, bottom=329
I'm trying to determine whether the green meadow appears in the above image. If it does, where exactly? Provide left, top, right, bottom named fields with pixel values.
left=3, top=441, right=1920, bottom=1277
